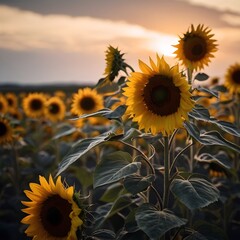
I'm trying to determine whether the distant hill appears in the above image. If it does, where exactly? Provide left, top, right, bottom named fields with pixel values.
left=0, top=83, right=90, bottom=94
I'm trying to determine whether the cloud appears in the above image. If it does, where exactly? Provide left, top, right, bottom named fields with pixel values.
left=0, top=5, right=178, bottom=56
left=178, top=0, right=240, bottom=14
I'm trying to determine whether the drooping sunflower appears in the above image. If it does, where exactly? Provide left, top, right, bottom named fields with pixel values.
left=71, top=88, right=104, bottom=116
left=123, top=55, right=194, bottom=135
left=103, top=45, right=127, bottom=83
left=174, top=24, right=218, bottom=71
left=0, top=116, right=13, bottom=144
left=0, top=94, right=8, bottom=114
left=224, top=63, right=240, bottom=94
left=22, top=93, right=47, bottom=118
left=44, top=96, right=66, bottom=122
left=21, top=175, right=83, bottom=240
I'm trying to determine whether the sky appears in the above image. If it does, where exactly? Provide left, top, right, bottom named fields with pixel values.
left=0, top=0, right=239, bottom=86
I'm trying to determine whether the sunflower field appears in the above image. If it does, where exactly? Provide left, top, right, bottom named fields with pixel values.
left=0, top=24, right=240, bottom=240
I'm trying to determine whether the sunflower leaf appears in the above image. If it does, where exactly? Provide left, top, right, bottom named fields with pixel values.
left=195, top=152, right=232, bottom=169
left=57, top=132, right=111, bottom=175
left=195, top=86, right=218, bottom=98
left=93, top=151, right=141, bottom=188
left=188, top=104, right=210, bottom=121
left=76, top=105, right=127, bottom=120
left=170, top=177, right=219, bottom=210
left=209, top=117, right=240, bottom=137
left=123, top=175, right=155, bottom=195
left=135, top=203, right=187, bottom=240
left=194, top=73, right=209, bottom=81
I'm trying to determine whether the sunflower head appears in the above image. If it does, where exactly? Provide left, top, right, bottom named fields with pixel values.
left=0, top=116, right=13, bottom=145
left=224, top=63, right=240, bottom=94
left=174, top=24, right=218, bottom=71
left=123, top=55, right=194, bottom=135
left=45, top=96, right=66, bottom=122
left=71, top=88, right=104, bottom=116
left=0, top=94, right=8, bottom=114
left=21, top=175, right=83, bottom=240
left=22, top=93, right=47, bottom=118
left=103, top=45, right=127, bottom=83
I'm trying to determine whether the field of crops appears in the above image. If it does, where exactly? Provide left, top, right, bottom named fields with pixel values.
left=0, top=24, right=240, bottom=240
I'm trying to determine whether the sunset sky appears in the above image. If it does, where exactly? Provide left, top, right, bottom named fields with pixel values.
left=0, top=0, right=239, bottom=86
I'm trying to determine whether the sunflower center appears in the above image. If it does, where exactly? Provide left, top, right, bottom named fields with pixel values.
left=40, top=195, right=72, bottom=237
left=0, top=122, right=7, bottom=136
left=49, top=103, right=60, bottom=114
left=0, top=102, right=3, bottom=111
left=7, top=98, right=13, bottom=106
left=143, top=75, right=181, bottom=116
left=184, top=36, right=207, bottom=61
left=232, top=69, right=240, bottom=84
left=30, top=99, right=43, bottom=111
left=80, top=97, right=95, bottom=111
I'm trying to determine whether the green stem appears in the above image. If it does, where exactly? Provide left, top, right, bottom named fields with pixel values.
left=163, top=136, right=170, bottom=209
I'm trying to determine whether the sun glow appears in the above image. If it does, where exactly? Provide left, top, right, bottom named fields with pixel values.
left=148, top=36, right=179, bottom=57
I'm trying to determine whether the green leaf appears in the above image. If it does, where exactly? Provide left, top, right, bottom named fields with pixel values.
left=100, top=183, right=125, bottom=202
left=57, top=133, right=109, bottom=175
left=52, top=125, right=76, bottom=140
left=188, top=104, right=210, bottom=121
left=135, top=203, right=187, bottom=240
left=76, top=105, right=127, bottom=120
left=194, top=73, right=209, bottom=81
left=123, top=175, right=155, bottom=195
left=195, top=86, right=218, bottom=98
left=195, top=152, right=232, bottom=169
left=95, top=194, right=136, bottom=228
left=209, top=118, right=240, bottom=137
left=184, top=121, right=240, bottom=153
left=93, top=151, right=141, bottom=188
left=74, top=167, right=93, bottom=188
left=170, top=178, right=219, bottom=210
left=200, top=131, right=240, bottom=153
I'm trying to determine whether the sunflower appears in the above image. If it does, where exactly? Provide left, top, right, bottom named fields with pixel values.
left=0, top=94, right=8, bottom=114
left=174, top=24, right=218, bottom=71
left=0, top=117, right=13, bottom=144
left=5, top=92, right=18, bottom=109
left=123, top=55, right=194, bottom=135
left=103, top=45, right=127, bottom=83
left=22, top=93, right=47, bottom=118
left=21, top=175, right=83, bottom=240
left=45, top=96, right=66, bottom=122
left=224, top=63, right=240, bottom=94
left=71, top=88, right=104, bottom=116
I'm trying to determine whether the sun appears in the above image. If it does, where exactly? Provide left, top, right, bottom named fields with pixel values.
left=147, top=35, right=179, bottom=57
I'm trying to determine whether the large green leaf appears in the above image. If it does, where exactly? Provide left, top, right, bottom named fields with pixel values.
left=57, top=133, right=110, bottom=175
left=184, top=121, right=240, bottom=153
left=209, top=118, right=240, bottom=137
left=93, top=151, right=141, bottom=188
left=188, top=104, right=210, bottom=121
left=170, top=177, right=219, bottom=210
left=195, top=152, right=232, bottom=169
left=75, top=105, right=127, bottom=120
left=135, top=203, right=187, bottom=240
left=123, top=175, right=155, bottom=195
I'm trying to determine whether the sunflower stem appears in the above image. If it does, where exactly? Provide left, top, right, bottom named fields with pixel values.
left=163, top=136, right=170, bottom=209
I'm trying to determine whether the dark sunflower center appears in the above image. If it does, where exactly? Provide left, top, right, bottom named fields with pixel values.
left=184, top=36, right=207, bottom=61
left=30, top=99, right=43, bottom=111
left=7, top=98, right=13, bottom=106
left=232, top=69, right=240, bottom=84
left=40, top=195, right=72, bottom=237
left=0, top=122, right=7, bottom=137
left=49, top=103, right=60, bottom=114
left=143, top=75, right=181, bottom=116
left=80, top=97, right=95, bottom=111
left=0, top=102, right=3, bottom=111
